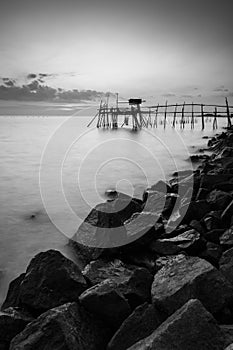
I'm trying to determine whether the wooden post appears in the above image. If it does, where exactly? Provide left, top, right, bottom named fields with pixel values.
left=201, top=104, right=204, bottom=130
left=153, top=104, right=159, bottom=128
left=164, top=101, right=167, bottom=129
left=181, top=102, right=185, bottom=128
left=172, top=103, right=177, bottom=127
left=226, top=97, right=231, bottom=127
left=213, top=107, right=218, bottom=130
left=191, top=102, right=194, bottom=129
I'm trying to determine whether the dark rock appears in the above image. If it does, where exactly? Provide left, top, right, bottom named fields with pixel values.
left=200, top=174, right=233, bottom=190
left=149, top=239, right=181, bottom=255
left=199, top=242, right=223, bottom=267
left=206, top=190, right=232, bottom=210
left=80, top=265, right=153, bottom=326
left=220, top=248, right=233, bottom=285
left=161, top=229, right=206, bottom=255
left=120, top=251, right=158, bottom=274
left=220, top=325, right=233, bottom=348
left=203, top=229, right=224, bottom=244
left=151, top=256, right=233, bottom=317
left=1, top=274, right=25, bottom=311
left=0, top=307, right=33, bottom=350
left=172, top=169, right=194, bottom=177
left=225, top=344, right=233, bottom=350
left=189, top=219, right=206, bottom=234
left=218, top=147, right=233, bottom=158
left=68, top=239, right=106, bottom=268
left=150, top=180, right=172, bottom=194
left=10, top=302, right=110, bottom=350
left=111, top=193, right=143, bottom=222
left=162, top=193, right=179, bottom=219
left=216, top=183, right=233, bottom=192
left=220, top=227, right=233, bottom=249
left=127, top=299, right=225, bottom=350
left=222, top=200, right=233, bottom=226
left=107, top=302, right=165, bottom=350
left=2, top=250, right=88, bottom=315
left=203, top=211, right=223, bottom=231
left=181, top=200, right=211, bottom=223
left=155, top=254, right=187, bottom=271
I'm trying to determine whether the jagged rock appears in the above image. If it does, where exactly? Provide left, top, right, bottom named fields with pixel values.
left=222, top=200, right=233, bottom=225
left=203, top=211, right=223, bottom=231
left=111, top=193, right=143, bottom=222
left=200, top=174, right=233, bottom=190
left=0, top=307, right=33, bottom=350
left=221, top=325, right=233, bottom=348
left=121, top=250, right=158, bottom=274
left=107, top=303, right=165, bottom=350
left=196, top=187, right=210, bottom=200
left=160, top=229, right=206, bottom=255
left=216, top=182, right=233, bottom=192
left=203, top=229, right=223, bottom=244
left=199, top=242, right=223, bottom=267
left=1, top=274, right=25, bottom=311
left=80, top=266, right=153, bottom=328
left=180, top=200, right=211, bottom=223
left=206, top=190, right=232, bottom=210
left=189, top=219, right=206, bottom=234
left=149, top=239, right=181, bottom=255
left=220, top=227, right=233, bottom=248
left=220, top=248, right=233, bottom=285
left=127, top=299, right=225, bottom=350
left=9, top=302, right=110, bottom=350
left=2, top=250, right=88, bottom=314
left=151, top=256, right=233, bottom=317
left=225, top=345, right=233, bottom=350
left=68, top=239, right=106, bottom=268
left=150, top=180, right=172, bottom=194
left=155, top=254, right=187, bottom=271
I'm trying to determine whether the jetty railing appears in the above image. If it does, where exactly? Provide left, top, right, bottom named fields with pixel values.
left=87, top=97, right=233, bottom=130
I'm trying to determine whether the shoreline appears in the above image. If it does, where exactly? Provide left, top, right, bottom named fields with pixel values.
left=2, top=126, right=233, bottom=349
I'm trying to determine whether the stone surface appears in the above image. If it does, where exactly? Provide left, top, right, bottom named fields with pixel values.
left=220, top=228, right=233, bottom=248
left=10, top=302, right=110, bottom=350
left=222, top=200, right=233, bottom=225
left=220, top=248, right=233, bottom=285
left=149, top=239, right=181, bottom=255
left=80, top=264, right=153, bottom=328
left=127, top=299, right=225, bottom=350
left=0, top=307, right=33, bottom=350
left=155, top=254, right=187, bottom=271
left=203, top=229, right=224, bottom=244
left=181, top=200, right=211, bottom=223
left=2, top=250, right=88, bottom=314
left=151, top=256, right=233, bottom=317
left=203, top=211, right=222, bottom=231
left=206, top=190, right=232, bottom=210
left=1, top=274, right=25, bottom=311
left=220, top=325, right=233, bottom=348
left=199, top=242, right=223, bottom=267
left=107, top=303, right=165, bottom=350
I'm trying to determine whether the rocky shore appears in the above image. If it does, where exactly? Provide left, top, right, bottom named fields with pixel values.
left=2, top=127, right=233, bottom=349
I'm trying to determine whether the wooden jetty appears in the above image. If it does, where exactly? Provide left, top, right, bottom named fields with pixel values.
left=87, top=95, right=233, bottom=130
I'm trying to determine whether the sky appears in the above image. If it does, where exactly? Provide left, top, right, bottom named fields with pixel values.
left=0, top=0, right=233, bottom=102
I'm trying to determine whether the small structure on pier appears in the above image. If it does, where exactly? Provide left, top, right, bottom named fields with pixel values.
left=87, top=94, right=233, bottom=130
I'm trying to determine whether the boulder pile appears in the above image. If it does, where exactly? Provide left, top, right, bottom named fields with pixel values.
left=3, top=127, right=233, bottom=349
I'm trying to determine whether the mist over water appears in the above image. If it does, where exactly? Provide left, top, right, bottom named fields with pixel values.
left=0, top=103, right=227, bottom=305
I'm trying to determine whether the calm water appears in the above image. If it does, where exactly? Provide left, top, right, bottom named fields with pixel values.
left=0, top=103, right=227, bottom=305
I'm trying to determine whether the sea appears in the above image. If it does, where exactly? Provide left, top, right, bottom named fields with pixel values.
left=0, top=100, right=228, bottom=305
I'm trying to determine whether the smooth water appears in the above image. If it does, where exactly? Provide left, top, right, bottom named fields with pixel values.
left=0, top=103, right=226, bottom=305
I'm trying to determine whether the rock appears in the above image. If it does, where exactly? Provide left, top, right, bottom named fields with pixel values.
left=149, top=239, right=181, bottom=255
left=1, top=274, right=25, bottom=311
left=161, top=229, right=206, bottom=255
left=80, top=265, right=153, bottom=327
left=162, top=193, right=179, bottom=219
left=107, top=303, right=165, bottom=350
left=199, top=242, right=223, bottom=267
left=222, top=200, right=233, bottom=225
left=220, top=325, right=233, bottom=348
left=220, top=248, right=233, bottom=285
left=218, top=147, right=233, bottom=158
left=220, top=227, right=233, bottom=248
left=151, top=256, right=233, bottom=317
left=155, top=254, right=187, bottom=271
left=121, top=250, right=158, bottom=274
left=216, top=182, right=233, bottom=192
left=203, top=211, right=223, bottom=231
left=2, top=250, right=88, bottom=314
left=10, top=302, right=110, bottom=350
left=181, top=200, right=211, bottom=223
left=127, top=299, right=225, bottom=350
left=0, top=307, right=33, bottom=350
left=111, top=193, right=143, bottom=222
left=68, top=239, right=106, bottom=268
left=150, top=180, right=172, bottom=194
left=225, top=344, right=233, bottom=350
left=203, top=229, right=224, bottom=244
left=206, top=190, right=232, bottom=210
left=200, top=174, right=233, bottom=190
left=189, top=219, right=206, bottom=234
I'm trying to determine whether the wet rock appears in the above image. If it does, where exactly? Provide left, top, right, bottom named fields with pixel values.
left=162, top=193, right=179, bottom=219
left=111, top=193, right=143, bottom=222
left=220, top=248, right=233, bottom=285
left=127, top=299, right=225, bottom=350
left=0, top=307, right=33, bottom=350
left=189, top=219, right=206, bottom=234
left=220, top=325, right=233, bottom=348
left=200, top=174, right=233, bottom=190
left=68, top=239, right=106, bottom=268
left=80, top=265, right=153, bottom=327
left=181, top=200, right=211, bottom=223
left=220, top=227, right=233, bottom=249
left=149, top=239, right=181, bottom=255
left=1, top=274, right=25, bottom=311
left=2, top=250, right=88, bottom=315
left=155, top=254, right=187, bottom=271
left=206, top=190, right=232, bottom=210
left=10, top=302, right=110, bottom=350
left=161, top=229, right=206, bottom=255
left=218, top=147, right=233, bottom=158
left=151, top=256, right=233, bottom=317
left=107, top=303, right=165, bottom=350
left=199, top=242, right=223, bottom=267
left=203, top=211, right=223, bottom=231
left=203, top=229, right=224, bottom=244
left=190, top=154, right=210, bottom=163
left=222, top=200, right=233, bottom=225
left=121, top=250, right=158, bottom=274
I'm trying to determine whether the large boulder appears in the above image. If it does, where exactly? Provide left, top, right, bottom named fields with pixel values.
left=151, top=256, right=233, bottom=317
left=222, top=200, right=233, bottom=226
left=10, top=302, right=110, bottom=350
left=149, top=239, right=181, bottom=255
left=206, top=190, right=232, bottom=210
left=80, top=266, right=153, bottom=328
left=2, top=250, right=88, bottom=314
left=107, top=303, right=165, bottom=350
left=1, top=274, right=25, bottom=311
left=200, top=174, right=233, bottom=190
left=220, top=248, right=233, bottom=285
left=127, top=299, right=225, bottom=350
left=0, top=307, right=33, bottom=350
left=220, top=227, right=233, bottom=249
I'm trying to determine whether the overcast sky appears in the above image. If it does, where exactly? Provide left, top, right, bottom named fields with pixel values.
left=0, top=0, right=233, bottom=101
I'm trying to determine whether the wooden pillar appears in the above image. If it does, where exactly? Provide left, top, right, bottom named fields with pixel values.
left=201, top=104, right=204, bottom=130
left=153, top=104, right=159, bottom=128
left=181, top=102, right=185, bottom=128
left=164, top=101, right=167, bottom=129
left=172, top=103, right=177, bottom=127
left=213, top=107, right=218, bottom=130
left=191, top=102, right=194, bottom=129
left=226, top=97, right=231, bottom=127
